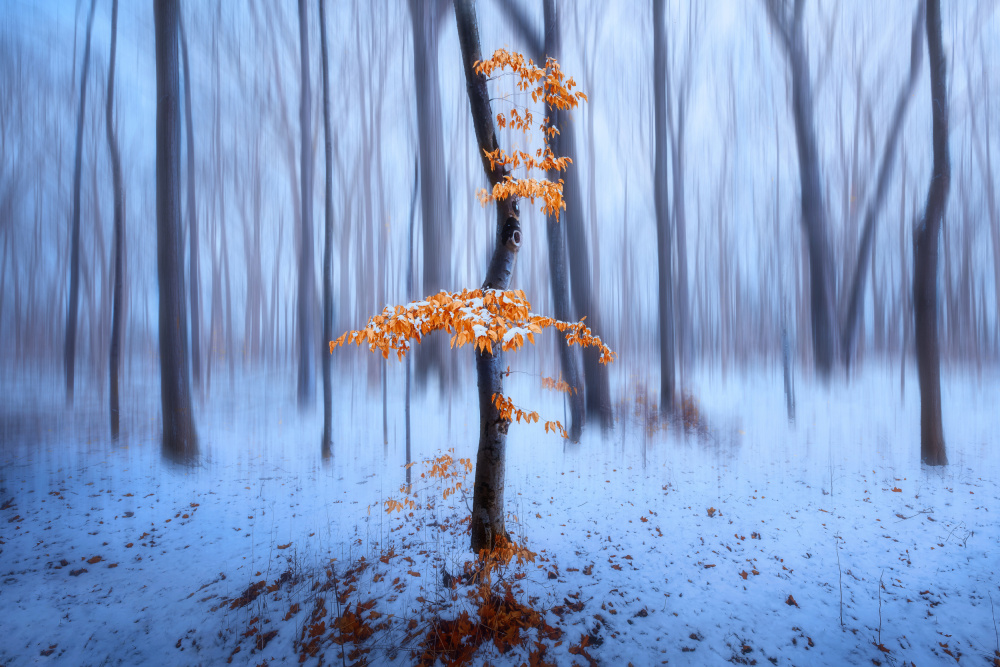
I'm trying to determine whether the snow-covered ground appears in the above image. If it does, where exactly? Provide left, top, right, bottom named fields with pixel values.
left=1, top=361, right=998, bottom=666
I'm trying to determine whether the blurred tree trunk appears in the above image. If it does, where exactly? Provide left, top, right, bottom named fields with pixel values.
left=498, top=0, right=610, bottom=427
left=64, top=0, right=97, bottom=406
left=765, top=0, right=838, bottom=378
left=653, top=0, right=675, bottom=414
left=106, top=0, right=125, bottom=439
left=966, top=62, right=999, bottom=365
left=154, top=0, right=198, bottom=463
left=297, top=0, right=317, bottom=409
left=319, top=0, right=334, bottom=458
left=409, top=0, right=454, bottom=392
left=542, top=0, right=584, bottom=442
left=841, top=2, right=925, bottom=370
left=179, top=8, right=201, bottom=392
left=913, top=0, right=948, bottom=466
left=454, top=0, right=522, bottom=553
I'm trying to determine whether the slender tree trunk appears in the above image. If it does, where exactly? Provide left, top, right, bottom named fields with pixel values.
left=65, top=0, right=97, bottom=405
left=297, top=0, right=317, bottom=409
left=405, top=159, right=418, bottom=490
left=409, top=0, right=454, bottom=392
left=913, top=0, right=948, bottom=466
left=542, top=0, right=584, bottom=441
left=841, top=1, right=924, bottom=370
left=454, top=0, right=522, bottom=554
left=653, top=0, right=675, bottom=414
left=179, top=8, right=201, bottom=392
left=319, top=0, right=334, bottom=458
left=154, top=0, right=198, bottom=462
left=106, top=0, right=125, bottom=439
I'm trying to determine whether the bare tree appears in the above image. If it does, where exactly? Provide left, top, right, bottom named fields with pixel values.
left=653, top=0, right=676, bottom=413
left=297, top=0, right=317, bottom=409
left=840, top=2, right=925, bottom=370
left=496, top=0, right=584, bottom=440
left=765, top=0, right=839, bottom=377
left=409, top=0, right=455, bottom=391
left=154, top=0, right=198, bottom=462
left=64, top=0, right=97, bottom=405
left=542, top=0, right=584, bottom=441
left=106, top=0, right=125, bottom=439
left=319, top=0, right=334, bottom=457
left=179, top=8, right=202, bottom=392
left=913, top=0, right=948, bottom=466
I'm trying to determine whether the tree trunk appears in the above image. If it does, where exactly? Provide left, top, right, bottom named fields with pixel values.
left=65, top=0, right=97, bottom=405
left=106, top=0, right=125, bottom=439
left=297, top=0, right=317, bottom=409
left=913, top=0, right=948, bottom=466
left=409, top=0, right=454, bottom=392
left=653, top=0, right=675, bottom=414
left=766, top=0, right=838, bottom=377
left=454, top=0, right=522, bottom=554
left=154, top=0, right=198, bottom=463
left=542, top=0, right=584, bottom=442
left=179, top=8, right=201, bottom=392
left=841, top=1, right=924, bottom=370
left=319, top=0, right=334, bottom=458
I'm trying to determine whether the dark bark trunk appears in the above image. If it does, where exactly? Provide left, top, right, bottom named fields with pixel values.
left=65, top=0, right=97, bottom=405
left=155, top=0, right=198, bottom=463
left=179, top=8, right=201, bottom=392
left=766, top=0, right=838, bottom=377
left=653, top=0, right=675, bottom=414
left=454, top=0, right=522, bottom=553
left=319, top=0, right=333, bottom=458
left=497, top=0, right=609, bottom=427
left=560, top=81, right=612, bottom=428
left=671, top=93, right=691, bottom=380
left=297, top=0, right=316, bottom=409
left=409, top=0, right=454, bottom=392
left=841, top=1, right=924, bottom=370
left=542, top=0, right=584, bottom=442
left=913, top=0, right=948, bottom=466
left=106, top=0, right=125, bottom=439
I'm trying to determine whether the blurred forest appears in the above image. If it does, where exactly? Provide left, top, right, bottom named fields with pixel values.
left=1, top=0, right=998, bottom=448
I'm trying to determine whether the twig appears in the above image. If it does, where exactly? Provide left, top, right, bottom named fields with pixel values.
left=990, top=591, right=999, bottom=654
left=877, top=569, right=884, bottom=646
left=836, top=538, right=844, bottom=629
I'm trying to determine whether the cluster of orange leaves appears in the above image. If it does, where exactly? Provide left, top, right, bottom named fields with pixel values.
left=540, top=375, right=576, bottom=395
left=384, top=449, right=472, bottom=515
left=492, top=392, right=568, bottom=439
left=331, top=288, right=614, bottom=365
left=473, top=48, right=587, bottom=219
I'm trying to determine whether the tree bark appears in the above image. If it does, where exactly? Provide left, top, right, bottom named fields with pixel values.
left=542, top=0, right=584, bottom=442
left=65, top=0, right=97, bottom=405
left=106, top=0, right=125, bottom=439
left=454, top=0, right=522, bottom=554
left=319, top=0, right=333, bottom=458
left=297, top=0, right=317, bottom=409
left=913, top=0, right=948, bottom=466
left=179, top=8, right=201, bottom=392
left=766, top=0, right=838, bottom=377
left=155, top=0, right=198, bottom=462
left=653, top=0, right=675, bottom=414
left=840, top=1, right=925, bottom=370
left=409, top=0, right=455, bottom=392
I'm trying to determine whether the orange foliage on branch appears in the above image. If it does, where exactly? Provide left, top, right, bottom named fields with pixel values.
left=473, top=48, right=587, bottom=219
left=331, top=288, right=614, bottom=365
left=491, top=392, right=568, bottom=439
